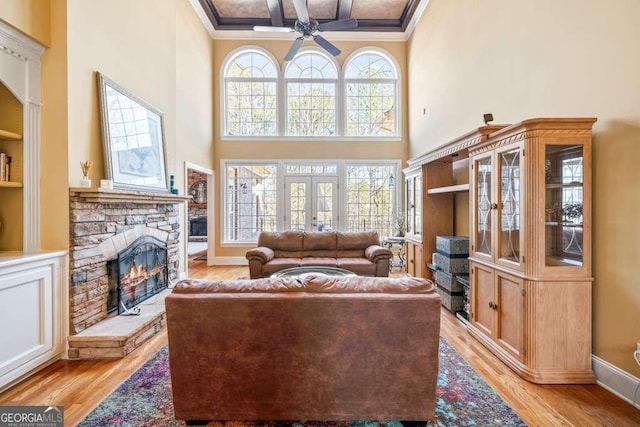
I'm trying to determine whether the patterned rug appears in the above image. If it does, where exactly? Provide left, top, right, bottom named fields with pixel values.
left=78, top=337, right=526, bottom=427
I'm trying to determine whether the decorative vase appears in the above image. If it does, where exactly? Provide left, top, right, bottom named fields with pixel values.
left=80, top=176, right=91, bottom=187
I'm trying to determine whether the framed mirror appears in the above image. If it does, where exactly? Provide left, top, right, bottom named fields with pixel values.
left=97, top=72, right=169, bottom=192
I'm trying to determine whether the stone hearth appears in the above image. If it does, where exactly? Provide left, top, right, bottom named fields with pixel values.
left=68, top=188, right=190, bottom=359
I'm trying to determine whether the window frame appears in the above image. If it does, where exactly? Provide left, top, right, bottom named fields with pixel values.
left=220, top=159, right=401, bottom=245
left=284, top=48, right=339, bottom=137
left=220, top=46, right=402, bottom=142
left=221, top=46, right=280, bottom=137
left=343, top=47, right=401, bottom=137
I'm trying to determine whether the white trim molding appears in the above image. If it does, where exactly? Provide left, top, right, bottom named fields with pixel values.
left=592, top=355, right=640, bottom=407
left=213, top=256, right=248, bottom=266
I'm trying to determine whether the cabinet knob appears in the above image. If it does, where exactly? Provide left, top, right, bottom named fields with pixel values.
left=488, top=301, right=498, bottom=310
left=490, top=203, right=498, bottom=210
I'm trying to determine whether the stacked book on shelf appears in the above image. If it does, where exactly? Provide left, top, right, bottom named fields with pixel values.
left=0, top=152, right=11, bottom=182
left=430, top=236, right=470, bottom=320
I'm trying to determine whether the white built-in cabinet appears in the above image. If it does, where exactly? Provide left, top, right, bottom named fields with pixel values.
left=0, top=21, right=68, bottom=392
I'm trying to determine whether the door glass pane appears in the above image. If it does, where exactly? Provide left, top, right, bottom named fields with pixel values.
left=289, top=182, right=306, bottom=230
left=545, top=144, right=583, bottom=266
left=476, top=158, right=492, bottom=255
left=315, top=182, right=333, bottom=231
left=406, top=178, right=414, bottom=235
left=499, top=149, right=521, bottom=262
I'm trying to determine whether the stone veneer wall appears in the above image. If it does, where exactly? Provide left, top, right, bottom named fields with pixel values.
left=69, top=189, right=188, bottom=334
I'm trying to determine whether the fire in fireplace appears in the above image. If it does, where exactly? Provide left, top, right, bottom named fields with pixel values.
left=107, top=235, right=168, bottom=314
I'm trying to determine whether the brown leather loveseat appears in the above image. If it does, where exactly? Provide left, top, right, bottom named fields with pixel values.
left=245, top=230, right=392, bottom=278
left=166, top=274, right=442, bottom=423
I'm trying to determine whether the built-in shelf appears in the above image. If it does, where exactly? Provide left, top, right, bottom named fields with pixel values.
left=0, top=181, right=22, bottom=188
left=427, top=183, right=470, bottom=194
left=0, top=129, right=22, bottom=141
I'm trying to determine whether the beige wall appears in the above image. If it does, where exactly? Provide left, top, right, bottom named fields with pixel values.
left=176, top=0, right=214, bottom=173
left=40, top=0, right=69, bottom=250
left=6, top=0, right=215, bottom=266
left=212, top=39, right=408, bottom=257
left=0, top=0, right=50, bottom=46
left=408, top=0, right=640, bottom=375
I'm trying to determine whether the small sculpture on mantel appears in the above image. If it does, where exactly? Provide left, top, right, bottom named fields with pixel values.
left=80, top=160, right=93, bottom=187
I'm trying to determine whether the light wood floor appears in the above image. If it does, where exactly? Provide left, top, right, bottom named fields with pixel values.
left=1, top=260, right=638, bottom=426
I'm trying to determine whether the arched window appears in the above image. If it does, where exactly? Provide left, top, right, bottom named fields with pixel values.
left=223, top=48, right=278, bottom=136
left=285, top=50, right=338, bottom=136
left=344, top=50, right=398, bottom=136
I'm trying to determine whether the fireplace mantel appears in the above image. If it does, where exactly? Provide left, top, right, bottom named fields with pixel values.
left=70, top=187, right=191, bottom=204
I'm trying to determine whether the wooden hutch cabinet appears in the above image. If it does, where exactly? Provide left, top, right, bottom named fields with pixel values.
left=467, top=117, right=596, bottom=384
left=403, top=125, right=505, bottom=280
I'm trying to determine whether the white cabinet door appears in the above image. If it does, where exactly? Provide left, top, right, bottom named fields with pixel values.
left=0, top=253, right=67, bottom=391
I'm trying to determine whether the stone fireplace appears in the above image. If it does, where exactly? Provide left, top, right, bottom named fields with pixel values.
left=68, top=188, right=189, bottom=359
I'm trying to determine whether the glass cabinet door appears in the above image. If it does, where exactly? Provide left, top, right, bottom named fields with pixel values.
left=474, top=156, right=493, bottom=257
left=405, top=173, right=422, bottom=238
left=414, top=174, right=422, bottom=235
left=544, top=144, right=584, bottom=266
left=405, top=176, right=415, bottom=235
left=497, top=146, right=523, bottom=266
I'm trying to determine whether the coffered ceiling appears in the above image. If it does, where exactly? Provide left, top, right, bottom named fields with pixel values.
left=195, top=0, right=428, bottom=39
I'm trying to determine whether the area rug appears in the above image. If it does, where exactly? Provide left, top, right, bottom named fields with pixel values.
left=78, top=338, right=526, bottom=427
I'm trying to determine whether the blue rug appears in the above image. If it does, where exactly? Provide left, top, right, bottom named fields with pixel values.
left=79, top=337, right=526, bottom=426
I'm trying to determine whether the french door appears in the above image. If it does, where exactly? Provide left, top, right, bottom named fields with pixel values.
left=285, top=176, right=338, bottom=231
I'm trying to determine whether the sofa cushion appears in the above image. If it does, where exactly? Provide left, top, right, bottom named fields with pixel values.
left=300, top=256, right=338, bottom=267
left=258, top=231, right=304, bottom=251
left=303, top=232, right=337, bottom=250
left=261, top=258, right=301, bottom=275
left=336, top=231, right=379, bottom=250
left=336, top=257, right=377, bottom=275
left=172, top=276, right=436, bottom=294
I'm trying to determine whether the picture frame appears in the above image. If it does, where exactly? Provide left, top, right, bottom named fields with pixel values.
left=97, top=72, right=169, bottom=192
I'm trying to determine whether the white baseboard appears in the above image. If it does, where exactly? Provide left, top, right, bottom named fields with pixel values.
left=211, top=256, right=248, bottom=266
left=592, top=355, right=640, bottom=407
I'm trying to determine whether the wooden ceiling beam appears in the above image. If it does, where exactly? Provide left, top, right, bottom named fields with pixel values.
left=338, top=0, right=354, bottom=20
left=266, top=0, right=284, bottom=27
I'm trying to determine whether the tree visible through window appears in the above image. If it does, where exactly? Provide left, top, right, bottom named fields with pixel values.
left=285, top=51, right=337, bottom=136
left=345, top=51, right=397, bottom=136
left=225, top=164, right=277, bottom=242
left=224, top=50, right=278, bottom=136
left=222, top=161, right=399, bottom=243
left=346, top=164, right=396, bottom=237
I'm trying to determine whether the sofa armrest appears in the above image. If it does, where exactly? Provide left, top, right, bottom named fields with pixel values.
left=246, top=247, right=275, bottom=264
left=365, top=245, right=393, bottom=263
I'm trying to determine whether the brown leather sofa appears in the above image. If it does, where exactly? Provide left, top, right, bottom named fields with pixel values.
left=245, top=231, right=393, bottom=278
left=166, top=274, right=441, bottom=423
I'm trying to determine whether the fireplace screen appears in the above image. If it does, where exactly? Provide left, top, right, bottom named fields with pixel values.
left=108, top=235, right=168, bottom=314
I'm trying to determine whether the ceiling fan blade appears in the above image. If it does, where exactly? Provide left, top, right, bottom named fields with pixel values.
left=293, top=0, right=310, bottom=23
left=317, top=18, right=358, bottom=32
left=313, top=35, right=341, bottom=57
left=285, top=37, right=305, bottom=61
left=253, top=25, right=294, bottom=33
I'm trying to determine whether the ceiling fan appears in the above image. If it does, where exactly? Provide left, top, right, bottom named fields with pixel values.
left=253, top=0, right=358, bottom=61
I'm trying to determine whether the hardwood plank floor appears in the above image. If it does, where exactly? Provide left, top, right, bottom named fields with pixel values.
left=1, top=260, right=638, bottom=426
